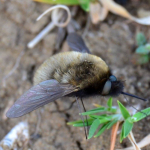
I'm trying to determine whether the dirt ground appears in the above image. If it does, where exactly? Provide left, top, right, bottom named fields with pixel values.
left=0, top=0, right=150, bottom=150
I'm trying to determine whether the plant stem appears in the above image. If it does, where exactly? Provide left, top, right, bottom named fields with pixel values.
left=128, top=131, right=141, bottom=150
left=110, top=122, right=120, bottom=150
left=27, top=22, right=55, bottom=48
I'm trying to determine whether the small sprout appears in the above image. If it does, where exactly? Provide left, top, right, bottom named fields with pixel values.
left=136, top=32, right=147, bottom=46
left=137, top=55, right=149, bottom=64
left=68, top=98, right=150, bottom=149
left=135, top=32, right=150, bottom=64
left=136, top=46, right=150, bottom=54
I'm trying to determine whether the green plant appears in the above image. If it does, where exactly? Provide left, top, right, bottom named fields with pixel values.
left=33, top=0, right=150, bottom=25
left=135, top=32, right=150, bottom=64
left=33, top=0, right=91, bottom=11
left=68, top=98, right=150, bottom=148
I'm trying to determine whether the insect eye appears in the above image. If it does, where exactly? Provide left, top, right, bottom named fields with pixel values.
left=101, top=80, right=111, bottom=95
left=109, top=75, right=117, bottom=82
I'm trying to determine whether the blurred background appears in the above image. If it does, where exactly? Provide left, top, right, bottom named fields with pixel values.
left=0, top=0, right=150, bottom=149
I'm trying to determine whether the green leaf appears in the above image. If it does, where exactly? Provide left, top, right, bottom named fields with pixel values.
left=136, top=46, right=150, bottom=54
left=136, top=32, right=147, bottom=46
left=145, top=43, right=150, bottom=50
left=138, top=55, right=149, bottom=64
left=34, top=0, right=90, bottom=12
left=88, top=107, right=105, bottom=111
left=94, top=123, right=109, bottom=137
left=131, top=107, right=150, bottom=122
left=120, top=119, right=133, bottom=142
left=73, top=121, right=93, bottom=127
left=80, top=0, right=90, bottom=12
left=107, top=97, right=113, bottom=108
left=109, top=107, right=117, bottom=113
left=107, top=119, right=118, bottom=129
left=81, top=108, right=106, bottom=115
left=89, top=114, right=108, bottom=120
left=88, top=119, right=101, bottom=139
left=117, top=101, right=131, bottom=119
left=67, top=120, right=83, bottom=125
left=73, top=119, right=94, bottom=127
left=34, top=0, right=80, bottom=5
left=123, top=119, right=133, bottom=138
left=68, top=118, right=93, bottom=126
left=120, top=124, right=124, bottom=143
left=89, top=115, right=107, bottom=119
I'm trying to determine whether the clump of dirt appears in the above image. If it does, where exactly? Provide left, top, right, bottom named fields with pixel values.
left=0, top=0, right=150, bottom=150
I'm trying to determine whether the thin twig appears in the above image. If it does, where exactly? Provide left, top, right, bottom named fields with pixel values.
left=28, top=5, right=71, bottom=49
left=27, top=22, right=55, bottom=49
left=110, top=122, right=120, bottom=150
left=83, top=14, right=91, bottom=38
left=37, top=5, right=71, bottom=28
left=127, top=131, right=141, bottom=150
left=2, top=49, right=25, bottom=87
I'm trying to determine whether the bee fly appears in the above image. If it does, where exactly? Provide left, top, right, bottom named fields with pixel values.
left=6, top=33, right=147, bottom=118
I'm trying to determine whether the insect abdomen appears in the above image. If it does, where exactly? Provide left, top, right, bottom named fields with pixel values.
left=34, top=51, right=110, bottom=93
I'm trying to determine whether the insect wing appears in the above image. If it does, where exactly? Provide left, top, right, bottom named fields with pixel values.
left=6, top=79, right=76, bottom=118
left=67, top=33, right=91, bottom=54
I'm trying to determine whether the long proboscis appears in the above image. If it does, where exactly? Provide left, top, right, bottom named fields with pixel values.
left=121, top=92, right=147, bottom=101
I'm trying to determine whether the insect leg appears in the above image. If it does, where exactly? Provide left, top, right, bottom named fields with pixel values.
left=75, top=97, right=88, bottom=139
left=52, top=100, right=76, bottom=113
left=80, top=98, right=89, bottom=135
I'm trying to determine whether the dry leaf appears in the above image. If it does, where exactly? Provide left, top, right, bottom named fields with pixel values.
left=99, top=0, right=150, bottom=25
left=90, top=2, right=109, bottom=24
left=138, top=9, right=150, bottom=18
left=90, top=2, right=102, bottom=24
left=116, top=131, right=140, bottom=150
left=99, top=7, right=109, bottom=21
left=116, top=134, right=150, bottom=150
left=100, top=0, right=132, bottom=19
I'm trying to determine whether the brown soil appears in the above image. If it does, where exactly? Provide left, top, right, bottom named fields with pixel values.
left=0, top=0, right=150, bottom=150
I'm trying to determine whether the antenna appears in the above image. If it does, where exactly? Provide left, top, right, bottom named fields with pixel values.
left=121, top=92, right=147, bottom=101
left=123, top=95, right=147, bottom=117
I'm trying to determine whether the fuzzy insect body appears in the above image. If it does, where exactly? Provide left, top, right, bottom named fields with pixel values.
left=6, top=33, right=147, bottom=118
left=34, top=51, right=110, bottom=97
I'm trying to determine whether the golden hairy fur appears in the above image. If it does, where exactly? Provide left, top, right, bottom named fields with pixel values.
left=34, top=51, right=110, bottom=90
